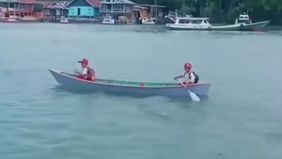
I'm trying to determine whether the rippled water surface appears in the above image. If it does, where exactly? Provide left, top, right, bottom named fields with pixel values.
left=1, top=23, right=282, bottom=159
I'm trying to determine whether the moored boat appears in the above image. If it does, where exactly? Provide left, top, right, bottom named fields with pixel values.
left=102, top=17, right=115, bottom=24
left=60, top=16, right=69, bottom=23
left=49, top=69, right=211, bottom=98
left=235, top=13, right=270, bottom=30
left=166, top=14, right=270, bottom=31
left=0, top=15, right=19, bottom=23
left=141, top=18, right=156, bottom=25
left=165, top=16, right=242, bottom=31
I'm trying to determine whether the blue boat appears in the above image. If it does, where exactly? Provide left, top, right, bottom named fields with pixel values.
left=49, top=69, right=211, bottom=98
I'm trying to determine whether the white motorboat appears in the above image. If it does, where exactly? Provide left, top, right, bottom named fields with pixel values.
left=102, top=17, right=115, bottom=24
left=142, top=18, right=156, bottom=25
left=60, top=16, right=69, bottom=23
left=165, top=16, right=242, bottom=31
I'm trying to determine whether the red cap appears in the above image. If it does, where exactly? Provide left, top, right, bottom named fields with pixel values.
left=78, top=58, right=89, bottom=65
left=184, top=63, right=192, bottom=71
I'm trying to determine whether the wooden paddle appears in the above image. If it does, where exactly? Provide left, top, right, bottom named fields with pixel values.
left=175, top=77, right=200, bottom=102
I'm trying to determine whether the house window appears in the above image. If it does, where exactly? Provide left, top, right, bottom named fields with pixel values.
left=56, top=9, right=60, bottom=16
left=10, top=3, right=14, bottom=8
left=100, top=4, right=110, bottom=10
left=113, top=4, right=124, bottom=10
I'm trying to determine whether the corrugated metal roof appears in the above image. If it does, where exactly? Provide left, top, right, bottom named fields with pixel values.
left=18, top=0, right=36, bottom=4
left=0, top=0, right=37, bottom=3
left=46, top=2, right=69, bottom=9
left=86, top=0, right=100, bottom=7
left=101, top=0, right=135, bottom=5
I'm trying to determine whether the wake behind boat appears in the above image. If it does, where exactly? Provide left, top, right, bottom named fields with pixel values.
left=49, top=69, right=211, bottom=98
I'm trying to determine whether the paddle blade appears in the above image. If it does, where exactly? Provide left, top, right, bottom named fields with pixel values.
left=188, top=90, right=200, bottom=102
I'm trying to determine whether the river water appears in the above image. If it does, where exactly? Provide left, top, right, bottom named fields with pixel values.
left=0, top=23, right=282, bottom=159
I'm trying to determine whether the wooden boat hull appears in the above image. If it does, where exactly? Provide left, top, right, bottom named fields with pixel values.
left=0, top=19, right=19, bottom=23
left=49, top=69, right=211, bottom=97
left=239, top=21, right=270, bottom=30
left=166, top=20, right=270, bottom=31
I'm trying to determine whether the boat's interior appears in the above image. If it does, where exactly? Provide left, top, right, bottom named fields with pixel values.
left=95, top=78, right=178, bottom=87
left=63, top=72, right=178, bottom=87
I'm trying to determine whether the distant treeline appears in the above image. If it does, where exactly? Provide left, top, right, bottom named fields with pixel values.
left=132, top=0, right=282, bottom=24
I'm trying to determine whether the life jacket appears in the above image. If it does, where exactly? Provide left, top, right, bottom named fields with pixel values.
left=87, top=67, right=95, bottom=76
left=86, top=67, right=96, bottom=81
left=185, top=71, right=199, bottom=84
left=189, top=71, right=199, bottom=83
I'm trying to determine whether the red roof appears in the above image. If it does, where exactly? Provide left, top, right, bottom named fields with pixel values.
left=18, top=0, right=36, bottom=4
left=86, top=0, right=100, bottom=7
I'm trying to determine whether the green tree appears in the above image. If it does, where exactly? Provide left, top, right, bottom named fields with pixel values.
left=131, top=0, right=282, bottom=24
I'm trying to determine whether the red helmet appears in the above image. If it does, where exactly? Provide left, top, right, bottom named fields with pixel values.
left=78, top=58, right=89, bottom=65
left=184, top=63, right=192, bottom=71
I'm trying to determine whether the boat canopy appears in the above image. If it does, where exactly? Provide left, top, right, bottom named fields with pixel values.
left=239, top=14, right=250, bottom=21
